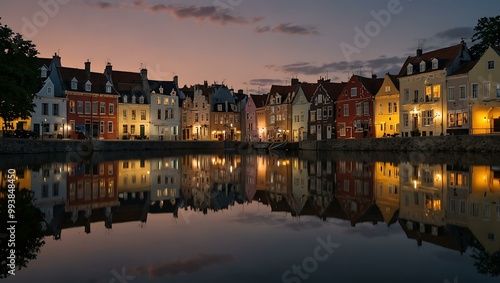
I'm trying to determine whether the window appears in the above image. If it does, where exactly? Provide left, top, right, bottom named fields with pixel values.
left=47, top=87, right=52, bottom=95
left=339, top=123, right=346, bottom=136
left=471, top=83, right=478, bottom=98
left=106, top=85, right=111, bottom=93
left=172, top=99, right=176, bottom=106
left=388, top=102, right=392, bottom=114
left=432, top=58, right=438, bottom=69
left=85, top=101, right=91, bottom=114
left=356, top=103, right=362, bottom=116
left=214, top=114, right=218, bottom=124
left=140, top=110, right=146, bottom=120
left=448, top=87, right=455, bottom=101
left=100, top=121, right=104, bottom=133
left=165, top=110, right=168, bottom=120
left=317, top=94, right=323, bottom=104
left=122, top=109, right=127, bottom=119
left=420, top=61, right=426, bottom=72
left=414, top=90, right=419, bottom=103
left=131, top=110, right=136, bottom=120
left=317, top=109, right=322, bottom=121
left=71, top=79, right=77, bottom=90
left=385, top=86, right=390, bottom=92
left=156, top=97, right=160, bottom=105
left=42, top=103, right=49, bottom=115
left=463, top=112, right=468, bottom=124
left=327, top=107, right=332, bottom=117
left=310, top=125, right=316, bottom=135
left=217, top=105, right=222, bottom=111
left=471, top=203, right=479, bottom=217
left=379, top=103, right=383, bottom=114
left=497, top=83, right=500, bottom=98
left=123, top=125, right=128, bottom=134
left=403, top=114, right=409, bottom=127
left=130, top=125, right=135, bottom=134
left=69, top=101, right=75, bottom=113
left=109, top=103, right=114, bottom=115
left=157, top=109, right=161, bottom=120
left=457, top=113, right=463, bottom=126
left=41, top=67, right=47, bottom=78
left=393, top=102, right=397, bottom=113
left=139, top=96, right=144, bottom=104
left=459, top=85, right=466, bottom=99
left=310, top=110, right=316, bottom=122
left=422, top=110, right=433, bottom=126
left=433, top=85, right=440, bottom=99
left=92, top=102, right=98, bottom=115
left=488, top=60, right=495, bottom=70
left=85, top=82, right=91, bottom=92
left=350, top=87, right=357, bottom=97
left=108, top=121, right=113, bottom=133
left=343, top=104, right=349, bottom=116
left=100, top=102, right=105, bottom=114
left=425, top=86, right=432, bottom=101
left=407, top=64, right=413, bottom=75
left=77, top=101, right=83, bottom=114
left=449, top=113, right=455, bottom=127
left=363, top=102, right=369, bottom=115
left=404, top=88, right=409, bottom=103
left=484, top=81, right=491, bottom=98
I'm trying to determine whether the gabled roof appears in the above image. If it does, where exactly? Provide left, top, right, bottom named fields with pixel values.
left=250, top=94, right=266, bottom=108
left=37, top=57, right=53, bottom=69
left=60, top=67, right=113, bottom=94
left=388, top=74, right=400, bottom=90
left=349, top=75, right=384, bottom=95
left=449, top=60, right=478, bottom=76
left=110, top=70, right=142, bottom=86
left=321, top=81, right=346, bottom=101
left=399, top=42, right=466, bottom=77
left=267, top=85, right=299, bottom=105
left=299, top=83, right=320, bottom=102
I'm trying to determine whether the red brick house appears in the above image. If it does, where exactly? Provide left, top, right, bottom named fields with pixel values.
left=64, top=61, right=119, bottom=139
left=335, top=75, right=383, bottom=139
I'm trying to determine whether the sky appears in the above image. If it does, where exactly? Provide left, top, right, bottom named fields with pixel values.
left=1, top=0, right=499, bottom=94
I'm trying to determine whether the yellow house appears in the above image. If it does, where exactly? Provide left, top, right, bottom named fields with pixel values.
left=0, top=117, right=31, bottom=136
left=1, top=168, right=32, bottom=191
left=374, top=162, right=400, bottom=225
left=467, top=46, right=500, bottom=134
left=374, top=74, right=400, bottom=137
left=117, top=159, right=151, bottom=193
left=467, top=165, right=500, bottom=254
left=118, top=95, right=150, bottom=139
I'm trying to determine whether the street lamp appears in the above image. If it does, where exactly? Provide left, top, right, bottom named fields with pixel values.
left=62, top=118, right=66, bottom=139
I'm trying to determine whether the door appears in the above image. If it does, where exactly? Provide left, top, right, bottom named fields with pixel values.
left=140, top=125, right=145, bottom=137
left=327, top=125, right=332, bottom=139
left=494, top=118, right=500, bottom=133
left=92, top=122, right=99, bottom=138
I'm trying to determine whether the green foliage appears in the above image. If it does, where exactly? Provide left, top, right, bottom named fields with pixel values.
left=470, top=15, right=500, bottom=59
left=0, top=19, right=41, bottom=129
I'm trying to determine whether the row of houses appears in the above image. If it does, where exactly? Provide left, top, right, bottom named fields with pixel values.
left=1, top=41, right=499, bottom=141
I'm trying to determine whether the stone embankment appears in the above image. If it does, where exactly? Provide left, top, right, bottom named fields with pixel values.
left=299, top=135, right=500, bottom=153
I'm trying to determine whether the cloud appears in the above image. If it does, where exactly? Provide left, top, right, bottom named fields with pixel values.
left=87, top=0, right=145, bottom=10
left=270, top=56, right=406, bottom=77
left=256, top=23, right=319, bottom=35
left=146, top=4, right=262, bottom=25
left=247, top=78, right=286, bottom=87
left=434, top=27, right=474, bottom=40
left=127, top=254, right=234, bottom=278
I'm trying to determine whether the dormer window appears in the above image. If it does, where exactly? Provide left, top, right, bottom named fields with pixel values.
left=432, top=58, right=438, bottom=70
left=41, top=66, right=48, bottom=78
left=276, top=96, right=281, bottom=104
left=123, top=95, right=128, bottom=103
left=71, top=78, right=78, bottom=90
left=170, top=89, right=177, bottom=96
left=159, top=86, right=164, bottom=94
left=85, top=81, right=91, bottom=92
left=106, top=82, right=112, bottom=93
left=139, top=96, right=144, bottom=104
left=131, top=95, right=136, bottom=104
left=420, top=61, right=426, bottom=72
left=407, top=64, right=413, bottom=75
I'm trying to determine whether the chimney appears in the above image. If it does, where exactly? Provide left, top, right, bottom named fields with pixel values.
left=52, top=53, right=61, bottom=68
left=238, top=89, right=244, bottom=94
left=291, top=78, right=300, bottom=85
left=104, top=62, right=113, bottom=84
left=84, top=60, right=91, bottom=80
left=173, top=75, right=178, bottom=86
left=204, top=80, right=208, bottom=88
left=416, top=48, right=423, bottom=57
left=140, top=68, right=149, bottom=93
left=371, top=74, right=377, bottom=79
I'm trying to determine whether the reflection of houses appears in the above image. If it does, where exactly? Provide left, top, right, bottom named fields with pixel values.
left=66, top=161, right=120, bottom=233
left=150, top=157, right=181, bottom=209
left=242, top=154, right=257, bottom=202
left=399, top=162, right=446, bottom=238
left=466, top=165, right=500, bottom=254
left=307, top=158, right=335, bottom=217
left=180, top=155, right=213, bottom=212
left=291, top=157, right=309, bottom=216
left=445, top=164, right=471, bottom=227
left=117, top=159, right=151, bottom=193
left=31, top=163, right=67, bottom=238
left=335, top=160, right=376, bottom=226
left=374, top=162, right=400, bottom=225
left=1, top=167, right=31, bottom=191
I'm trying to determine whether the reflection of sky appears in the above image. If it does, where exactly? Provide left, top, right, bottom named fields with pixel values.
left=5, top=202, right=498, bottom=283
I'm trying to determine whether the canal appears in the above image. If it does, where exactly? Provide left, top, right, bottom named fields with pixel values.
left=1, top=150, right=500, bottom=283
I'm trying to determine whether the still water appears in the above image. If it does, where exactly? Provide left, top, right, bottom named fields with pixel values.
left=1, top=150, right=500, bottom=283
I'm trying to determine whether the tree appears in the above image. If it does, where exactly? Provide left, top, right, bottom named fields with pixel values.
left=0, top=19, right=41, bottom=131
left=470, top=15, right=500, bottom=59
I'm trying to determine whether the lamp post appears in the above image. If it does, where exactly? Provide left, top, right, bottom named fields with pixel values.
left=62, top=118, right=66, bottom=139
